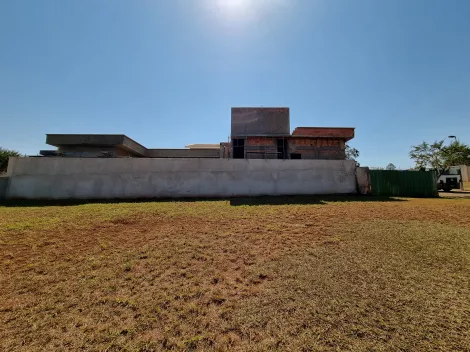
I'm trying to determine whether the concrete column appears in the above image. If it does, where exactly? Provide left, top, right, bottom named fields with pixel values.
left=356, top=167, right=372, bottom=195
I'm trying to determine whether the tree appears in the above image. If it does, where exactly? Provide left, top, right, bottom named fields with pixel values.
left=345, top=144, right=360, bottom=166
left=409, top=140, right=470, bottom=176
left=0, top=147, right=21, bottom=174
left=386, top=163, right=396, bottom=170
left=443, top=140, right=470, bottom=166
left=345, top=144, right=359, bottom=160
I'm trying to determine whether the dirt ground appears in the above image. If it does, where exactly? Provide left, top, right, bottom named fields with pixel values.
left=1, top=196, right=470, bottom=351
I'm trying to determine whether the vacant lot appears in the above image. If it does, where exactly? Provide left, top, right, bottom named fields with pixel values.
left=1, top=197, right=469, bottom=351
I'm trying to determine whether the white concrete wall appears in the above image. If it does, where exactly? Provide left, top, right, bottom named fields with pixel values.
left=460, top=165, right=469, bottom=182
left=5, top=157, right=357, bottom=200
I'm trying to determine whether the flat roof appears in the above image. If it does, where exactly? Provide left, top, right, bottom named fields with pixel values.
left=231, top=107, right=290, bottom=109
left=185, top=144, right=220, bottom=150
left=46, top=134, right=147, bottom=156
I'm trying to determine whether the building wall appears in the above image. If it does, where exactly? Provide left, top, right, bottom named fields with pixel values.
left=5, top=157, right=357, bottom=200
left=231, top=107, right=290, bottom=137
left=48, top=147, right=221, bottom=158
left=244, top=137, right=278, bottom=159
left=231, top=137, right=346, bottom=160
left=54, top=146, right=220, bottom=158
left=292, top=127, right=355, bottom=139
left=0, top=177, right=8, bottom=200
left=220, top=142, right=231, bottom=158
left=146, top=149, right=220, bottom=158
left=289, top=138, right=346, bottom=160
left=47, top=134, right=125, bottom=147
left=57, top=146, right=134, bottom=157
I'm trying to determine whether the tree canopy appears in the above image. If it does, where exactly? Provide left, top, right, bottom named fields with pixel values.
left=386, top=163, right=396, bottom=170
left=409, top=140, right=470, bottom=176
left=345, top=144, right=360, bottom=166
left=0, top=147, right=21, bottom=174
left=345, top=144, right=359, bottom=160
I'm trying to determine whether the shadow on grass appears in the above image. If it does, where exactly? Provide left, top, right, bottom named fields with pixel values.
left=1, top=195, right=407, bottom=207
left=229, top=195, right=407, bottom=206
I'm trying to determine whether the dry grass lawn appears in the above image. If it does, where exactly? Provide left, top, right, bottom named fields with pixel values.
left=1, top=196, right=470, bottom=351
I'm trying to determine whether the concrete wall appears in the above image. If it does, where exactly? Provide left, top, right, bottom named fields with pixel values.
left=47, top=134, right=125, bottom=147
left=356, top=167, right=371, bottom=195
left=0, top=177, right=8, bottom=200
left=146, top=149, right=220, bottom=158
left=5, top=157, right=357, bottom=200
left=122, top=136, right=147, bottom=156
left=460, top=165, right=469, bottom=182
left=57, top=146, right=127, bottom=158
left=220, top=143, right=231, bottom=158
left=231, top=107, right=290, bottom=137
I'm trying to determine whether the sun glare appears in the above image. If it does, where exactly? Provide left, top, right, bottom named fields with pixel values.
left=208, top=0, right=286, bottom=27
left=222, top=0, right=249, bottom=9
left=212, top=0, right=252, bottom=20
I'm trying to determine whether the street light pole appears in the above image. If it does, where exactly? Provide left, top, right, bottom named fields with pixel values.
left=447, top=136, right=457, bottom=146
left=447, top=136, right=464, bottom=190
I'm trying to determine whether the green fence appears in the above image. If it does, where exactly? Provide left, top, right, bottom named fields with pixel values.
left=370, top=170, right=438, bottom=197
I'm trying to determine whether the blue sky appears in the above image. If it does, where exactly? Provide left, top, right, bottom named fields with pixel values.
left=1, top=0, right=469, bottom=168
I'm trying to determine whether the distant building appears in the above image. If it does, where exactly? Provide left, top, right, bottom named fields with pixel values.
left=40, top=107, right=355, bottom=160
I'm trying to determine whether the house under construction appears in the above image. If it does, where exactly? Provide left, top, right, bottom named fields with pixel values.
left=40, top=107, right=354, bottom=160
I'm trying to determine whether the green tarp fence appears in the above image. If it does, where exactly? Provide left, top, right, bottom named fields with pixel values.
left=370, top=170, right=438, bottom=197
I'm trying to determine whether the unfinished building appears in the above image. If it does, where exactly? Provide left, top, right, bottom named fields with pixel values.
left=230, top=107, right=354, bottom=160
left=39, top=107, right=354, bottom=160
left=41, top=135, right=221, bottom=158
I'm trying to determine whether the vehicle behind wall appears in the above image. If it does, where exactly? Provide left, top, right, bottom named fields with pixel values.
left=437, top=167, right=461, bottom=191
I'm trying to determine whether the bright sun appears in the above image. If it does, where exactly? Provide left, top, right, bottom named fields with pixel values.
left=209, top=0, right=278, bottom=25
left=215, top=0, right=251, bottom=16
left=223, top=0, right=248, bottom=8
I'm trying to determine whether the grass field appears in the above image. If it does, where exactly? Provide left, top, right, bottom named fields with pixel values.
left=1, top=196, right=470, bottom=351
